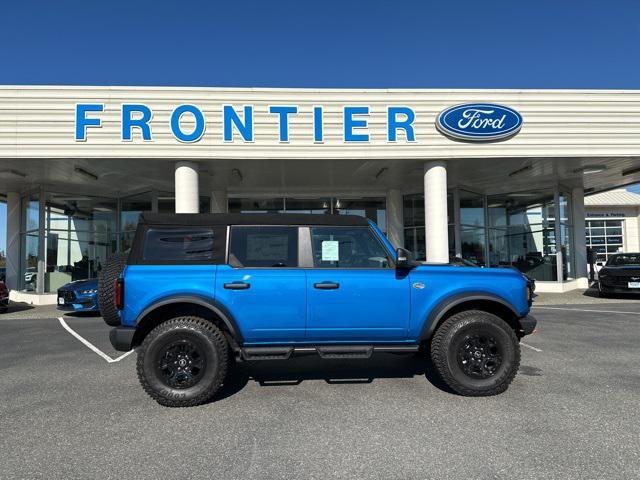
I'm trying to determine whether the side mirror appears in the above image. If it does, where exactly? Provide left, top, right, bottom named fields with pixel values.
left=396, top=247, right=418, bottom=269
left=596, top=262, right=603, bottom=267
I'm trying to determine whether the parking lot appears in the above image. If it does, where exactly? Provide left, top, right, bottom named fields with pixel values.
left=1, top=299, right=639, bottom=480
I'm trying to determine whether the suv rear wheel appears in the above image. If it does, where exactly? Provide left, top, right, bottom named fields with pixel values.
left=430, top=310, right=520, bottom=396
left=136, top=316, right=229, bottom=407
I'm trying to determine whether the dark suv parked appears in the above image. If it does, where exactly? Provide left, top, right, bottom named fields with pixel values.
left=99, top=213, right=536, bottom=407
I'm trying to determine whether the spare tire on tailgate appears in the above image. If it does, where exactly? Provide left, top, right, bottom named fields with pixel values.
left=98, top=253, right=128, bottom=326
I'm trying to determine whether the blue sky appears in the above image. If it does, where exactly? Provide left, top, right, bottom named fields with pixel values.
left=1, top=1, right=640, bottom=252
left=0, top=1, right=639, bottom=89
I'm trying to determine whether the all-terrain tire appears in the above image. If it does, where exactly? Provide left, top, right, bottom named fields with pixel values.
left=430, top=310, right=520, bottom=396
left=136, top=316, right=229, bottom=407
left=98, top=253, right=128, bottom=326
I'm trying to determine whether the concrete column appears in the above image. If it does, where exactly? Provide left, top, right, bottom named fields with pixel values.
left=37, top=187, right=45, bottom=294
left=424, top=161, right=449, bottom=263
left=571, top=186, right=588, bottom=284
left=5, top=192, right=21, bottom=291
left=174, top=161, right=199, bottom=213
left=386, top=189, right=404, bottom=249
left=210, top=190, right=228, bottom=214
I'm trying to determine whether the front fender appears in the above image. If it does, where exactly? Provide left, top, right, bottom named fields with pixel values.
left=419, top=291, right=520, bottom=341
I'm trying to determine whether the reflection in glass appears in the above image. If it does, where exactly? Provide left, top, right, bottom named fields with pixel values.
left=43, top=193, right=117, bottom=292
left=333, top=198, right=386, bottom=232
left=285, top=198, right=330, bottom=215
left=487, top=190, right=562, bottom=281
left=228, top=198, right=285, bottom=213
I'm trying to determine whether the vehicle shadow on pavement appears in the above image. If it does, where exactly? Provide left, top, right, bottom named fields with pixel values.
left=64, top=311, right=102, bottom=318
left=210, top=352, right=454, bottom=403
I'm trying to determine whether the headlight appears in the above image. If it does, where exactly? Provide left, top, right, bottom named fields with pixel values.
left=80, top=289, right=98, bottom=295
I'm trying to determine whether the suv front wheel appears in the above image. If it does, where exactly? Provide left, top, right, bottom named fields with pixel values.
left=430, top=310, right=520, bottom=396
left=137, top=316, right=229, bottom=407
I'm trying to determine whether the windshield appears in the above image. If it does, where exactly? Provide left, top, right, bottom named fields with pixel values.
left=607, top=254, right=640, bottom=266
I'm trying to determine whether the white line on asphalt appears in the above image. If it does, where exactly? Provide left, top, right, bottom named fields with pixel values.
left=533, top=306, right=640, bottom=315
left=521, top=342, right=542, bottom=353
left=58, top=317, right=134, bottom=363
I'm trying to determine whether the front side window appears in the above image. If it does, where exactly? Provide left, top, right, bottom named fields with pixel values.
left=310, top=227, right=391, bottom=268
left=229, top=226, right=298, bottom=267
left=143, top=228, right=214, bottom=262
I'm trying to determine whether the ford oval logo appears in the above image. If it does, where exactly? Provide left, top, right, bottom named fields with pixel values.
left=436, top=103, right=523, bottom=142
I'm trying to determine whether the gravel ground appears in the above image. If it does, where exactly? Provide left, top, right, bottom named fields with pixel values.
left=0, top=302, right=639, bottom=479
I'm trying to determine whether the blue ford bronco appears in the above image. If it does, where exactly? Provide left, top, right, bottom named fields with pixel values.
left=99, top=213, right=536, bottom=407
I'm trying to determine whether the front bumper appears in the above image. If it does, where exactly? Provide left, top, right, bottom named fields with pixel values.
left=516, top=314, right=537, bottom=337
left=599, top=283, right=640, bottom=295
left=110, top=327, right=136, bottom=351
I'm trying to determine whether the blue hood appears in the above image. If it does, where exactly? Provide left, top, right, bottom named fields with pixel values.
left=60, top=278, right=98, bottom=290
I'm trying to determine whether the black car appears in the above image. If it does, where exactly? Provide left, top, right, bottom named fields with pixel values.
left=597, top=253, right=640, bottom=297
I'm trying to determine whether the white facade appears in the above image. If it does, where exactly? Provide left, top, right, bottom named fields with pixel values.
left=585, top=189, right=640, bottom=266
left=2, top=85, right=640, bottom=300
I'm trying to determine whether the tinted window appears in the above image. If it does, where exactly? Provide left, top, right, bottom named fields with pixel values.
left=229, top=226, right=298, bottom=267
left=143, top=228, right=214, bottom=262
left=310, top=227, right=391, bottom=268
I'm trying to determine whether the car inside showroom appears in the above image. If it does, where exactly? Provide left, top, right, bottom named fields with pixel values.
left=1, top=85, right=640, bottom=302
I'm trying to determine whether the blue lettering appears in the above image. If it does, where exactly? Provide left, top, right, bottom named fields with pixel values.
left=344, top=106, right=369, bottom=142
left=122, top=104, right=153, bottom=141
left=269, top=105, right=297, bottom=142
left=75, top=104, right=103, bottom=141
left=223, top=105, right=254, bottom=142
left=387, top=106, right=416, bottom=142
left=313, top=106, right=323, bottom=143
left=170, top=105, right=205, bottom=143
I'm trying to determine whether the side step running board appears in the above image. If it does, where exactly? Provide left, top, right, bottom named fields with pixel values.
left=239, top=344, right=419, bottom=361
left=241, top=346, right=293, bottom=361
left=316, top=345, right=373, bottom=359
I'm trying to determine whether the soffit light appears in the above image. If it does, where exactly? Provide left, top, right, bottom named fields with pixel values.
left=231, top=169, right=243, bottom=182
left=375, top=167, right=388, bottom=179
left=0, top=169, right=27, bottom=179
left=574, top=165, right=607, bottom=175
left=74, top=167, right=99, bottom=181
left=507, top=164, right=532, bottom=177
left=622, top=166, right=640, bottom=176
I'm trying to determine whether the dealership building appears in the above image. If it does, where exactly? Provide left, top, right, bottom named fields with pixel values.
left=1, top=85, right=640, bottom=302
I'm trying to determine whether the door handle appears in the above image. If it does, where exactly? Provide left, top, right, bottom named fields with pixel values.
left=224, top=282, right=251, bottom=290
left=314, top=282, right=340, bottom=290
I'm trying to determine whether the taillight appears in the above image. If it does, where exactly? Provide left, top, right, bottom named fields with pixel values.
left=115, top=278, right=124, bottom=310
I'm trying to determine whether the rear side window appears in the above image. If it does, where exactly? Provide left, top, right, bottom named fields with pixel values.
left=229, top=226, right=298, bottom=267
left=143, top=228, right=214, bottom=262
left=310, top=227, right=391, bottom=268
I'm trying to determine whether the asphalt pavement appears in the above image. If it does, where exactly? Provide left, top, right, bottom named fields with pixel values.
left=0, top=302, right=639, bottom=480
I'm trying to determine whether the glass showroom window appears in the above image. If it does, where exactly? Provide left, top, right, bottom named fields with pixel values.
left=228, top=198, right=285, bottom=214
left=459, top=190, right=486, bottom=266
left=120, top=192, right=153, bottom=252
left=43, top=193, right=117, bottom=293
left=487, top=190, right=559, bottom=281
left=557, top=191, right=574, bottom=281
left=228, top=197, right=386, bottom=230
left=333, top=197, right=387, bottom=233
left=586, top=219, right=624, bottom=264
left=157, top=192, right=211, bottom=214
left=403, top=193, right=454, bottom=262
left=20, top=191, right=40, bottom=291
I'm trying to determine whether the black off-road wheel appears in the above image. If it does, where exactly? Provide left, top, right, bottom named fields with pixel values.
left=98, top=253, right=128, bottom=326
left=430, top=310, right=520, bottom=396
left=136, top=316, right=229, bottom=407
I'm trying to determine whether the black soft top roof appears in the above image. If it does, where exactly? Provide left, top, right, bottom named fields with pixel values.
left=138, top=212, right=371, bottom=227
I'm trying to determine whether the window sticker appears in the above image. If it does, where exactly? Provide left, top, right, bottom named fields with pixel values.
left=321, top=240, right=339, bottom=262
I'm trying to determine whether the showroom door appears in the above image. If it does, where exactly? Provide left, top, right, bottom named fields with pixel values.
left=215, top=226, right=306, bottom=343
left=304, top=226, right=410, bottom=342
